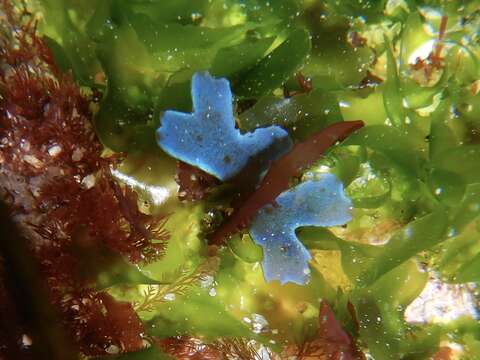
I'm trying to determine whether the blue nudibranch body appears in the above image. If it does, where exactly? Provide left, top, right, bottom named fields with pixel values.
left=249, top=174, right=352, bottom=285
left=156, top=72, right=292, bottom=181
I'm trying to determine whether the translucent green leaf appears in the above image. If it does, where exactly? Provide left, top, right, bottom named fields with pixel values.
left=130, top=19, right=249, bottom=56
left=432, top=145, right=480, bottom=184
left=348, top=166, right=391, bottom=209
left=39, top=0, right=100, bottom=85
left=238, top=89, right=341, bottom=140
left=429, top=99, right=458, bottom=161
left=434, top=230, right=480, bottom=282
left=362, top=208, right=448, bottom=285
left=403, top=69, right=449, bottom=109
left=301, top=13, right=374, bottom=90
left=353, top=261, right=437, bottom=360
left=142, top=204, right=204, bottom=282
left=457, top=90, right=480, bottom=126
left=298, top=227, right=380, bottom=283
left=66, top=236, right=166, bottom=290
left=235, top=28, right=311, bottom=98
left=325, top=0, right=387, bottom=22
left=343, top=125, right=423, bottom=176
left=331, top=151, right=361, bottom=187
left=445, top=43, right=480, bottom=85
left=117, top=0, right=210, bottom=24
left=240, top=0, right=299, bottom=24
left=147, top=291, right=254, bottom=339
left=399, top=13, right=429, bottom=68
left=451, top=183, right=480, bottom=232
left=89, top=2, right=264, bottom=151
left=211, top=37, right=275, bottom=78
left=427, top=168, right=466, bottom=207
left=228, top=234, right=263, bottom=263
left=456, top=252, right=480, bottom=283
left=339, top=90, right=388, bottom=125
left=383, top=38, right=405, bottom=128
left=96, top=259, right=166, bottom=290
left=368, top=261, right=428, bottom=308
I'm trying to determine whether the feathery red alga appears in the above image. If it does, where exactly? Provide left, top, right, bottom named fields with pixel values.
left=0, top=1, right=168, bottom=356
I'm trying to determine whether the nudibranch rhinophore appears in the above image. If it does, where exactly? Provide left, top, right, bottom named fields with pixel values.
left=156, top=72, right=292, bottom=181
left=249, top=174, right=352, bottom=285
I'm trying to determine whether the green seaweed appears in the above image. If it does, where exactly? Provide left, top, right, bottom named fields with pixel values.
left=33, top=0, right=480, bottom=358
left=234, top=28, right=311, bottom=98
left=147, top=290, right=255, bottom=339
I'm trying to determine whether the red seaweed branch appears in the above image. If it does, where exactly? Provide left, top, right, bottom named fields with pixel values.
left=158, top=336, right=273, bottom=360
left=211, top=120, right=364, bottom=245
left=411, top=15, right=448, bottom=83
left=284, top=300, right=365, bottom=359
left=0, top=1, right=168, bottom=356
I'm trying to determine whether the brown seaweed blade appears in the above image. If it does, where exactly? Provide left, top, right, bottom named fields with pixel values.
left=211, top=120, right=364, bottom=245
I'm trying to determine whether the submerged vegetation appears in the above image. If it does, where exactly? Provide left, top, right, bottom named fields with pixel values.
left=1, top=0, right=480, bottom=359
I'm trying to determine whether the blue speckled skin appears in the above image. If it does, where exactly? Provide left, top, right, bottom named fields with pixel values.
left=249, top=174, right=352, bottom=285
left=156, top=72, right=292, bottom=181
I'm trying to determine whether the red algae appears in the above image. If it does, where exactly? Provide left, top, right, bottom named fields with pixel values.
left=411, top=15, right=448, bottom=84
left=159, top=337, right=223, bottom=360
left=175, top=161, right=218, bottom=202
left=284, top=300, right=365, bottom=360
left=0, top=1, right=167, bottom=356
left=316, top=300, right=363, bottom=359
left=433, top=347, right=453, bottom=360
left=159, top=336, right=272, bottom=360
left=211, top=120, right=364, bottom=245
